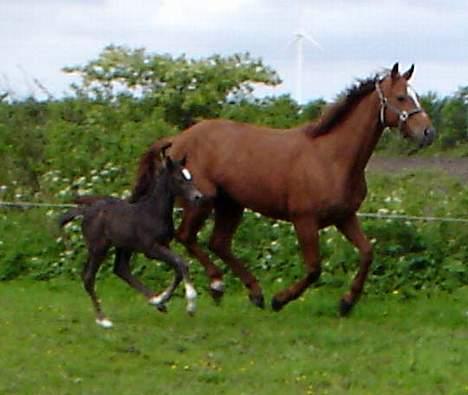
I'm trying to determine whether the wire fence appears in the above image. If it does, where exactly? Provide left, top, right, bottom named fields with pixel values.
left=1, top=200, right=468, bottom=223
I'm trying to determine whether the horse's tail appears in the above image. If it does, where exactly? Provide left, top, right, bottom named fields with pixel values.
left=129, top=137, right=174, bottom=203
left=58, top=207, right=85, bottom=228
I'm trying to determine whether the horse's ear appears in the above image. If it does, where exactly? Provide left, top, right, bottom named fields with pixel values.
left=180, top=155, right=187, bottom=167
left=402, top=64, right=414, bottom=81
left=391, top=62, right=399, bottom=80
left=160, top=142, right=172, bottom=160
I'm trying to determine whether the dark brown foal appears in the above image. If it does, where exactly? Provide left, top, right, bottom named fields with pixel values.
left=60, top=151, right=202, bottom=327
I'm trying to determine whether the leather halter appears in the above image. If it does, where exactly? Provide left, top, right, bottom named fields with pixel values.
left=375, top=80, right=423, bottom=130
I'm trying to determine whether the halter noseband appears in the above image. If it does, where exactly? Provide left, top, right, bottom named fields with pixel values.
left=375, top=80, right=423, bottom=130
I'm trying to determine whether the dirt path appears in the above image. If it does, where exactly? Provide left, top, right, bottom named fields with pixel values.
left=368, top=156, right=468, bottom=182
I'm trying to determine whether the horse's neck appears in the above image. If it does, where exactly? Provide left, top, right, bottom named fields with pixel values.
left=327, top=92, right=384, bottom=177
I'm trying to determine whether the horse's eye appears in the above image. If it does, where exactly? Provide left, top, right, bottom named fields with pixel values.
left=397, top=95, right=406, bottom=102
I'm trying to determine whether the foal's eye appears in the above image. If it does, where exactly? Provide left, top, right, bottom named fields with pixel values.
left=397, top=95, right=406, bottom=102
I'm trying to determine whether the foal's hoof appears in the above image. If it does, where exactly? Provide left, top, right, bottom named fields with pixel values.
left=156, top=304, right=168, bottom=313
left=96, top=318, right=114, bottom=329
left=339, top=298, right=354, bottom=317
left=271, top=296, right=285, bottom=312
left=249, top=293, right=265, bottom=309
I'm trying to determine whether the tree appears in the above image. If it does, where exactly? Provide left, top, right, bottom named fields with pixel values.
left=63, top=45, right=281, bottom=129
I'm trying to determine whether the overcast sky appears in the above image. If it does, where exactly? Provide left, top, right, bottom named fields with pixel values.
left=1, top=0, right=467, bottom=102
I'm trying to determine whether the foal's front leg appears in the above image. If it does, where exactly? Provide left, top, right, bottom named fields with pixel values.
left=146, top=244, right=197, bottom=315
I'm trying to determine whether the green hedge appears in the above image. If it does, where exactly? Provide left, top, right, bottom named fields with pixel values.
left=1, top=170, right=466, bottom=295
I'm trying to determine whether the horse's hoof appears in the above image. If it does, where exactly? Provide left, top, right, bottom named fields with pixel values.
left=271, top=296, right=285, bottom=312
left=96, top=318, right=113, bottom=329
left=210, top=288, right=224, bottom=305
left=249, top=293, right=265, bottom=309
left=339, top=298, right=354, bottom=317
left=209, top=280, right=225, bottom=304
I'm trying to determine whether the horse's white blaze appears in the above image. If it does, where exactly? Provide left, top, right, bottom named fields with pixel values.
left=210, top=279, right=225, bottom=292
left=408, top=85, right=421, bottom=108
left=181, top=168, right=192, bottom=181
left=96, top=318, right=113, bottom=328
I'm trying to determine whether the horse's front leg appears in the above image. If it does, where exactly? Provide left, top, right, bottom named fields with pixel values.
left=336, top=214, right=373, bottom=316
left=271, top=217, right=321, bottom=311
left=146, top=244, right=197, bottom=315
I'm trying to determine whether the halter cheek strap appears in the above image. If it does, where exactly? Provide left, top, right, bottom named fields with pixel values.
left=375, top=81, right=423, bottom=130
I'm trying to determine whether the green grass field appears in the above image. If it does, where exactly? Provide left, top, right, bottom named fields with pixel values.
left=0, top=279, right=466, bottom=395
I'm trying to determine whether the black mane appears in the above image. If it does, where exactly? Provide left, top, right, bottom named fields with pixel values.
left=304, top=74, right=382, bottom=137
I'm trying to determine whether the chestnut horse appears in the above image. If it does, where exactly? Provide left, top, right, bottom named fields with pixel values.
left=132, top=63, right=435, bottom=315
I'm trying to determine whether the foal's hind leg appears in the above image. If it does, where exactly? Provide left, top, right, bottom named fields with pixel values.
left=112, top=248, right=166, bottom=313
left=272, top=217, right=321, bottom=311
left=82, top=250, right=112, bottom=328
left=336, top=214, right=373, bottom=316
left=176, top=202, right=225, bottom=301
left=147, top=244, right=197, bottom=315
left=209, top=197, right=264, bottom=308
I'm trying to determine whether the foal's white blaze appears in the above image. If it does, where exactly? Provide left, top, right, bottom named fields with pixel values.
left=181, top=168, right=192, bottom=181
left=96, top=318, right=113, bottom=329
left=210, top=279, right=225, bottom=292
left=184, top=282, right=197, bottom=314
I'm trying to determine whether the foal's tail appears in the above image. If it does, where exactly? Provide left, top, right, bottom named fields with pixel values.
left=58, top=207, right=85, bottom=228
left=58, top=195, right=109, bottom=227
left=129, top=136, right=174, bottom=203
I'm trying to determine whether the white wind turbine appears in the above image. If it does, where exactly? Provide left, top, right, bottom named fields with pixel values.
left=290, top=29, right=322, bottom=104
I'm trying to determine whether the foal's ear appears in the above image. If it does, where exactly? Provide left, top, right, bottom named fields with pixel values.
left=391, top=62, right=399, bottom=80
left=402, top=64, right=415, bottom=81
left=180, top=155, right=187, bottom=167
left=164, top=156, right=175, bottom=171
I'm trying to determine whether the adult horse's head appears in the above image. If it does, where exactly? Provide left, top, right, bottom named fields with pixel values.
left=376, top=63, right=436, bottom=148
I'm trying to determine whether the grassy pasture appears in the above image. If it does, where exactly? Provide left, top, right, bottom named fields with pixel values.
left=0, top=279, right=466, bottom=395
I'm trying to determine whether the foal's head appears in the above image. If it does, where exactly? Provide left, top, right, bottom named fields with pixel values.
left=160, top=155, right=203, bottom=204
left=377, top=63, right=436, bottom=148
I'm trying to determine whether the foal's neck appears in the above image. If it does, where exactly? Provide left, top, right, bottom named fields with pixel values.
left=140, top=172, right=175, bottom=220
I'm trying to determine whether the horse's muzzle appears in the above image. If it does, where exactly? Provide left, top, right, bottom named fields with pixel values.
left=419, top=126, right=436, bottom=148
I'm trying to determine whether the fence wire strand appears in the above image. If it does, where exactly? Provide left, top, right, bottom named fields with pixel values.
left=1, top=200, right=467, bottom=223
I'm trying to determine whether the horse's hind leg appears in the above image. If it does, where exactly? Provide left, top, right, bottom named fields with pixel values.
left=176, top=202, right=225, bottom=301
left=82, top=251, right=112, bottom=328
left=272, top=217, right=321, bottom=311
left=209, top=197, right=264, bottom=308
left=336, top=214, right=373, bottom=316
left=112, top=248, right=166, bottom=312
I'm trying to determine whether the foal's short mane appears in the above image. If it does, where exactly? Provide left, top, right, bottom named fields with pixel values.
left=304, top=73, right=382, bottom=137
